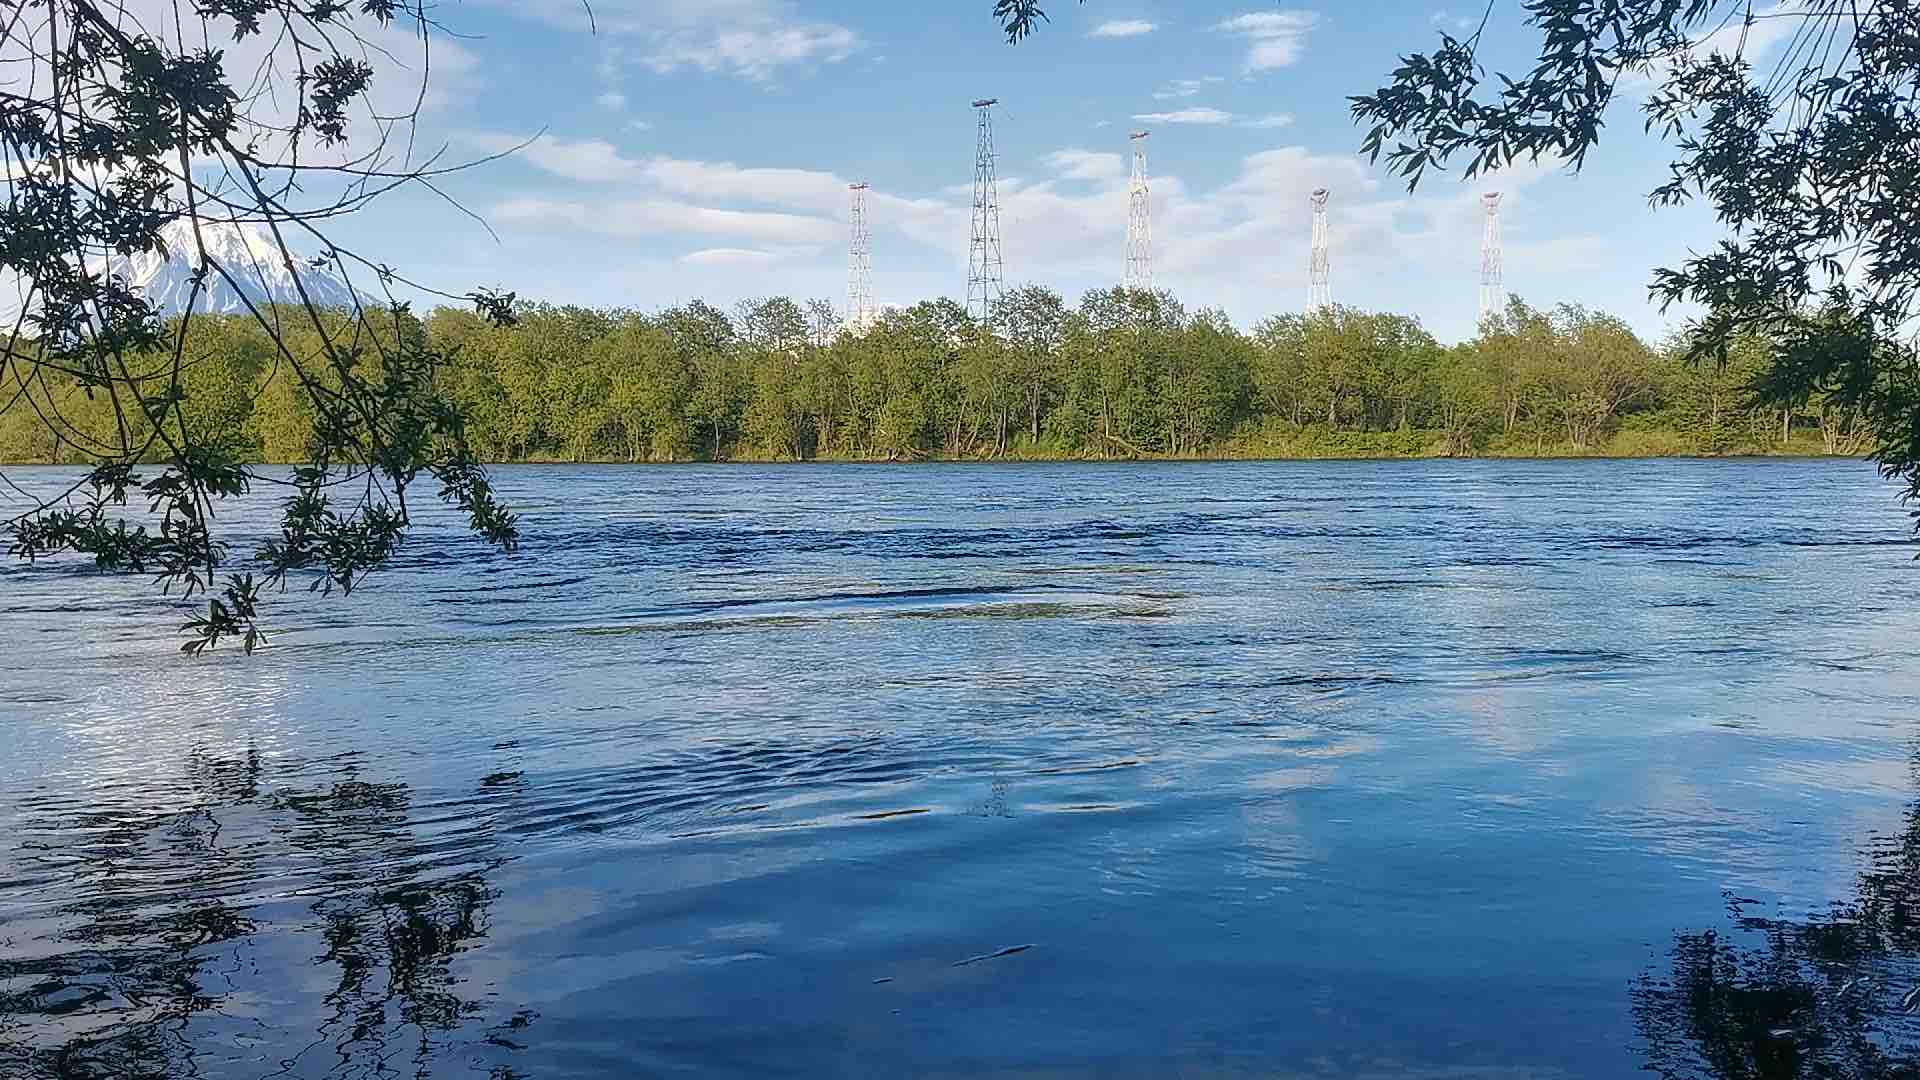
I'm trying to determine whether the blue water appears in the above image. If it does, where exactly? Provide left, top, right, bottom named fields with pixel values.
left=3, top=459, right=1919, bottom=1078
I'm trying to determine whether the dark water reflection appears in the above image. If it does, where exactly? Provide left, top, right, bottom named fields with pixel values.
left=3, top=459, right=1920, bottom=1077
left=1635, top=756, right=1920, bottom=1079
left=0, top=745, right=531, bottom=1079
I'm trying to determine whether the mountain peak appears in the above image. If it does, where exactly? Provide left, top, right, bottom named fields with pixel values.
left=104, top=217, right=370, bottom=318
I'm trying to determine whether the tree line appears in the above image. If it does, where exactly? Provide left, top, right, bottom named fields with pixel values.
left=0, top=288, right=1877, bottom=466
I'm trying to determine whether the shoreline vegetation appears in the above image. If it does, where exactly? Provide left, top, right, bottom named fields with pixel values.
left=488, top=440, right=1849, bottom=465
left=2, top=288, right=1876, bottom=468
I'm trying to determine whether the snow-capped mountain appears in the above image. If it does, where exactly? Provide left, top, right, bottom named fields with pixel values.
left=100, top=218, right=371, bottom=317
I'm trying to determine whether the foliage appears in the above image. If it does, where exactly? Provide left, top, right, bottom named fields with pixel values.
left=993, top=0, right=1067, bottom=43
left=992, top=1, right=1920, bottom=536
left=2, top=0, right=517, bottom=653
left=1343, top=0, right=1920, bottom=536
left=3, top=291, right=1859, bottom=471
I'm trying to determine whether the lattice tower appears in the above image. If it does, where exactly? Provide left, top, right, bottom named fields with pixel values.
left=1125, top=131, right=1153, bottom=291
left=1309, top=187, right=1332, bottom=313
left=1480, top=192, right=1506, bottom=326
left=848, top=182, right=874, bottom=330
left=967, top=99, right=1006, bottom=324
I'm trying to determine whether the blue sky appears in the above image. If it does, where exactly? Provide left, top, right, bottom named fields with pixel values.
left=319, top=0, right=1767, bottom=344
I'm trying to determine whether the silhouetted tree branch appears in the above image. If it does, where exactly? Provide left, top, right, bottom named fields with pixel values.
left=1, top=0, right=520, bottom=653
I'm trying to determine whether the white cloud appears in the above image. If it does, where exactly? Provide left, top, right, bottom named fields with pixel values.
left=1505, top=234, right=1609, bottom=275
left=1623, top=2, right=1807, bottom=92
left=1046, top=150, right=1128, bottom=182
left=491, top=197, right=836, bottom=246
left=644, top=21, right=857, bottom=78
left=1133, top=108, right=1235, bottom=126
left=484, top=0, right=859, bottom=81
left=470, top=134, right=644, bottom=183
left=682, top=248, right=783, bottom=266
left=1430, top=10, right=1480, bottom=33
left=1090, top=20, right=1158, bottom=38
left=1214, top=10, right=1321, bottom=72
left=473, top=135, right=880, bottom=211
left=1245, top=114, right=1296, bottom=129
left=1216, top=148, right=1373, bottom=212
left=639, top=157, right=848, bottom=208
left=1154, top=77, right=1225, bottom=100
left=597, top=91, right=629, bottom=110
left=463, top=135, right=1598, bottom=343
left=1689, top=0, right=1806, bottom=59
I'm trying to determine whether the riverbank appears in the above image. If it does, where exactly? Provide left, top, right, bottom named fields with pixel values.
left=1, top=445, right=1857, bottom=467
left=0, top=420, right=1861, bottom=468
left=446, top=427, right=1854, bottom=465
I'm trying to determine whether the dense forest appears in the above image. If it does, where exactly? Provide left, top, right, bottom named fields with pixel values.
left=0, top=288, right=1876, bottom=465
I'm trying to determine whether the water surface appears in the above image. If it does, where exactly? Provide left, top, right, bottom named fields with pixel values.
left=3, top=459, right=1919, bottom=1078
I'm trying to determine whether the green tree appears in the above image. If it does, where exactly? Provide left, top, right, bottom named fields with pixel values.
left=1430, top=343, right=1498, bottom=456
left=1067, top=288, right=1177, bottom=457
left=1345, top=0, right=1920, bottom=513
left=597, top=315, right=692, bottom=462
left=1543, top=306, right=1657, bottom=450
left=1276, top=308, right=1443, bottom=437
left=666, top=302, right=743, bottom=461
left=426, top=309, right=518, bottom=463
left=1166, top=310, right=1254, bottom=456
left=3, top=0, right=518, bottom=651
left=859, top=313, right=922, bottom=459
left=803, top=335, right=854, bottom=457
left=528, top=307, right=615, bottom=462
left=999, top=286, right=1069, bottom=446
left=1251, top=315, right=1310, bottom=428
left=1477, top=299, right=1560, bottom=447
left=992, top=0, right=1916, bottom=485
left=739, top=298, right=815, bottom=459
left=1663, top=332, right=1772, bottom=454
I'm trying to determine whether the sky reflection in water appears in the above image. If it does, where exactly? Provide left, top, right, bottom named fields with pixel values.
left=1, top=459, right=1918, bottom=1078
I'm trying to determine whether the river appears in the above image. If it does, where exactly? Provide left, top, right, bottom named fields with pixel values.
left=3, top=459, right=1919, bottom=1078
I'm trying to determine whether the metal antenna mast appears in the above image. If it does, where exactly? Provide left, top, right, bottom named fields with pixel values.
left=1479, top=192, right=1505, bottom=326
left=848, top=182, right=874, bottom=331
left=967, top=98, right=1005, bottom=323
left=1308, top=187, right=1332, bottom=313
left=1124, top=131, right=1153, bottom=292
